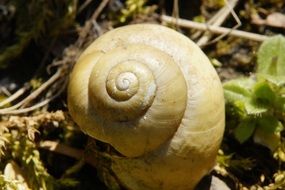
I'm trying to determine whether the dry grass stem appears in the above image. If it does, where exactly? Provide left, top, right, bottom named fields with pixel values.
left=191, top=0, right=238, bottom=40
left=39, top=140, right=84, bottom=160
left=161, top=15, right=269, bottom=42
left=0, top=85, right=29, bottom=107
left=197, top=0, right=240, bottom=46
left=78, top=0, right=93, bottom=14
left=0, top=68, right=64, bottom=114
left=39, top=140, right=99, bottom=168
left=90, top=0, right=110, bottom=21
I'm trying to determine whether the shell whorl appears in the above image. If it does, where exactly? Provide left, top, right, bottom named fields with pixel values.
left=68, top=29, right=188, bottom=157
left=89, top=51, right=158, bottom=122
left=68, top=24, right=225, bottom=190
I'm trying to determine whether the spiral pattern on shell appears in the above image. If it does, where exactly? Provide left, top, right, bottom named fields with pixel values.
left=88, top=45, right=187, bottom=124
left=68, top=24, right=225, bottom=190
left=68, top=39, right=187, bottom=157
left=68, top=24, right=224, bottom=158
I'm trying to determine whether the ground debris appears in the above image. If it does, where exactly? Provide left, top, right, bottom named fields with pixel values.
left=0, top=110, right=65, bottom=128
left=252, top=12, right=285, bottom=29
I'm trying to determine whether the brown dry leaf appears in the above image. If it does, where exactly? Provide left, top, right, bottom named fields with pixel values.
left=266, top=12, right=285, bottom=28
left=252, top=12, right=285, bottom=28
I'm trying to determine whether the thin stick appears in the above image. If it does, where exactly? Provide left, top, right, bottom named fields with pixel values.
left=191, top=0, right=238, bottom=40
left=197, top=0, right=239, bottom=46
left=0, top=78, right=67, bottom=115
left=90, top=0, right=110, bottom=21
left=0, top=68, right=63, bottom=112
left=209, top=0, right=239, bottom=26
left=77, top=0, right=110, bottom=47
left=0, top=86, right=29, bottom=107
left=78, top=0, right=93, bottom=14
left=0, top=87, right=11, bottom=96
left=161, top=15, right=269, bottom=42
left=171, top=0, right=180, bottom=29
left=204, top=0, right=241, bottom=45
left=0, top=98, right=51, bottom=115
left=39, top=140, right=97, bottom=168
left=39, top=140, right=84, bottom=160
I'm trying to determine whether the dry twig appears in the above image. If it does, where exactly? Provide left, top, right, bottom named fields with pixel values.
left=161, top=15, right=269, bottom=42
left=0, top=85, right=29, bottom=108
left=196, top=0, right=240, bottom=46
left=77, top=0, right=110, bottom=47
left=0, top=68, right=64, bottom=114
left=39, top=140, right=99, bottom=168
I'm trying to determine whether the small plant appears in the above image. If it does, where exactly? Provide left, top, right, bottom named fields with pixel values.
left=0, top=0, right=77, bottom=68
left=224, top=35, right=285, bottom=151
left=118, top=0, right=156, bottom=24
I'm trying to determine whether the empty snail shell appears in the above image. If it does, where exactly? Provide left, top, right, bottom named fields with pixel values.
left=68, top=24, right=225, bottom=190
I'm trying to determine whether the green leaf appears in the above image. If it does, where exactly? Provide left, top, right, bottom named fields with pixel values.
left=253, top=127, right=281, bottom=151
left=232, top=101, right=247, bottom=116
left=257, top=35, right=285, bottom=76
left=274, top=96, right=285, bottom=114
left=257, top=115, right=283, bottom=133
left=244, top=99, right=268, bottom=115
left=253, top=81, right=276, bottom=105
left=234, top=119, right=256, bottom=143
left=257, top=73, right=285, bottom=87
left=223, top=78, right=268, bottom=116
left=223, top=78, right=255, bottom=103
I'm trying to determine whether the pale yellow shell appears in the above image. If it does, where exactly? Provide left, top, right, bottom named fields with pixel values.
left=68, top=24, right=225, bottom=190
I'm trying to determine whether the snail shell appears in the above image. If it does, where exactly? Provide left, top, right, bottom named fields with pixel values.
left=68, top=24, right=225, bottom=190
